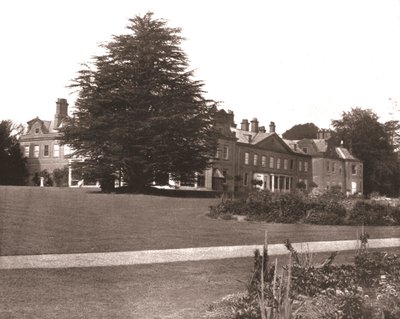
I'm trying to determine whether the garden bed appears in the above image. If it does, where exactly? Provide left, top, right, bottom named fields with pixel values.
left=209, top=189, right=400, bottom=226
left=204, top=241, right=400, bottom=319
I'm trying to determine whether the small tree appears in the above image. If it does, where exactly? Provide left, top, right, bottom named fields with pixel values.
left=61, top=12, right=218, bottom=191
left=0, top=120, right=28, bottom=185
left=53, top=166, right=69, bottom=187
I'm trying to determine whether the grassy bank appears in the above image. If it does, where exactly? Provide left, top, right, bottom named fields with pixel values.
left=1, top=186, right=399, bottom=256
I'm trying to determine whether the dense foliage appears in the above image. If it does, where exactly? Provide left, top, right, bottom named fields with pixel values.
left=0, top=120, right=27, bottom=185
left=282, top=123, right=319, bottom=140
left=61, top=12, right=218, bottom=191
left=205, top=246, right=400, bottom=319
left=209, top=189, right=400, bottom=226
left=332, top=108, right=400, bottom=196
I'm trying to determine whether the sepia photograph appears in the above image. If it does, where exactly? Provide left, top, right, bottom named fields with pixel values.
left=1, top=0, right=400, bottom=318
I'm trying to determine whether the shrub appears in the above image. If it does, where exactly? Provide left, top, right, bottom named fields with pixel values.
left=348, top=201, right=396, bottom=226
left=53, top=166, right=69, bottom=187
left=209, top=189, right=400, bottom=226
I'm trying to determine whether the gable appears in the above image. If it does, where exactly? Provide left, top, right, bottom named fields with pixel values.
left=255, top=134, right=293, bottom=154
left=26, top=118, right=50, bottom=135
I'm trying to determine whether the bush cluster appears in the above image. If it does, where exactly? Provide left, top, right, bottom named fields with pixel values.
left=209, top=189, right=400, bottom=226
left=206, top=247, right=400, bottom=319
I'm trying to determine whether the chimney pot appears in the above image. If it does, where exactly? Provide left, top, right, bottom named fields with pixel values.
left=259, top=126, right=266, bottom=133
left=241, top=119, right=249, bottom=131
left=250, top=118, right=259, bottom=132
left=269, top=121, right=276, bottom=133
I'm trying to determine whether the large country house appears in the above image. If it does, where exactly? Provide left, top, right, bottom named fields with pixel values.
left=19, top=100, right=363, bottom=194
left=207, top=110, right=313, bottom=192
left=19, top=98, right=74, bottom=186
left=294, top=130, right=363, bottom=195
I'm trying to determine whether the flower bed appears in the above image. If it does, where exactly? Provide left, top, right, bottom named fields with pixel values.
left=208, top=189, right=400, bottom=226
left=204, top=243, right=400, bottom=319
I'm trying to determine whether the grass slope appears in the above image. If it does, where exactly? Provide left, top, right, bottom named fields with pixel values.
left=1, top=186, right=399, bottom=256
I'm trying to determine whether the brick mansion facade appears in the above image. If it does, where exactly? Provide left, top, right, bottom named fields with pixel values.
left=19, top=100, right=363, bottom=194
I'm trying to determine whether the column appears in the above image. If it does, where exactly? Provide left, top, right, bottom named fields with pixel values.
left=68, top=159, right=72, bottom=187
left=271, top=174, right=275, bottom=192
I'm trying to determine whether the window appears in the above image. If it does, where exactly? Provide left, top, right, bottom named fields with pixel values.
left=44, top=145, right=49, bottom=157
left=290, top=159, right=294, bottom=169
left=284, top=159, right=288, bottom=170
left=332, top=162, right=336, bottom=173
left=53, top=144, right=60, bottom=157
left=64, top=145, right=71, bottom=156
left=351, top=164, right=357, bottom=175
left=302, top=147, right=308, bottom=154
left=244, top=152, right=249, bottom=165
left=33, top=145, right=39, bottom=158
left=216, top=149, right=221, bottom=159
left=243, top=172, right=248, bottom=186
left=222, top=146, right=229, bottom=160
left=299, top=161, right=303, bottom=171
left=326, top=161, right=330, bottom=172
left=253, top=154, right=258, bottom=166
left=35, top=128, right=39, bottom=134
left=304, top=161, right=308, bottom=172
left=261, top=156, right=267, bottom=167
left=24, top=145, right=29, bottom=158
left=277, top=158, right=281, bottom=169
left=339, top=167, right=342, bottom=175
left=269, top=156, right=274, bottom=169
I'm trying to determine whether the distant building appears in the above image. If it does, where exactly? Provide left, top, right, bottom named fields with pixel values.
left=293, top=129, right=363, bottom=194
left=19, top=102, right=363, bottom=194
left=172, top=109, right=313, bottom=192
left=19, top=98, right=73, bottom=185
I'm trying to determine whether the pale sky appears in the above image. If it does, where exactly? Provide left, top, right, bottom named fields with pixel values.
left=1, top=0, right=400, bottom=134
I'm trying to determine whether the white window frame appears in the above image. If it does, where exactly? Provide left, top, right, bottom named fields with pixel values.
left=222, top=146, right=229, bottom=160
left=244, top=152, right=250, bottom=165
left=261, top=155, right=266, bottom=167
left=269, top=156, right=274, bottom=169
left=53, top=144, right=60, bottom=158
left=33, top=145, right=39, bottom=158
left=44, top=145, right=49, bottom=157
left=253, top=154, right=258, bottom=166
left=24, top=145, right=30, bottom=158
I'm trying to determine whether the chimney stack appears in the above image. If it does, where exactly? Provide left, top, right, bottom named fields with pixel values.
left=250, top=118, right=259, bottom=133
left=227, top=110, right=236, bottom=127
left=269, top=121, right=276, bottom=133
left=317, top=129, right=331, bottom=140
left=241, top=119, right=249, bottom=131
left=54, top=98, right=68, bottom=128
left=259, top=126, right=266, bottom=133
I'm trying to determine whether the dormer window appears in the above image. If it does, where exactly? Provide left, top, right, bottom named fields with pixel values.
left=35, top=128, right=40, bottom=134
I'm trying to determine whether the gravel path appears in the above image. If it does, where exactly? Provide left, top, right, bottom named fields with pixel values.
left=1, top=237, right=399, bottom=269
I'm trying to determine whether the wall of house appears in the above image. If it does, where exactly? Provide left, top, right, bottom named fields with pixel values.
left=234, top=145, right=312, bottom=192
left=345, top=161, right=363, bottom=194
left=20, top=136, right=70, bottom=185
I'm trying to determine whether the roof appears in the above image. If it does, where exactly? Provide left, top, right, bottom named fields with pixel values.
left=282, top=139, right=308, bottom=155
left=232, top=127, right=274, bottom=145
left=312, top=139, right=328, bottom=153
left=336, top=147, right=359, bottom=161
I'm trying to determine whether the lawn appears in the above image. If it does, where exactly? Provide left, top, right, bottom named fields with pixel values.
left=1, top=249, right=399, bottom=319
left=0, top=186, right=399, bottom=256
left=1, top=186, right=399, bottom=318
